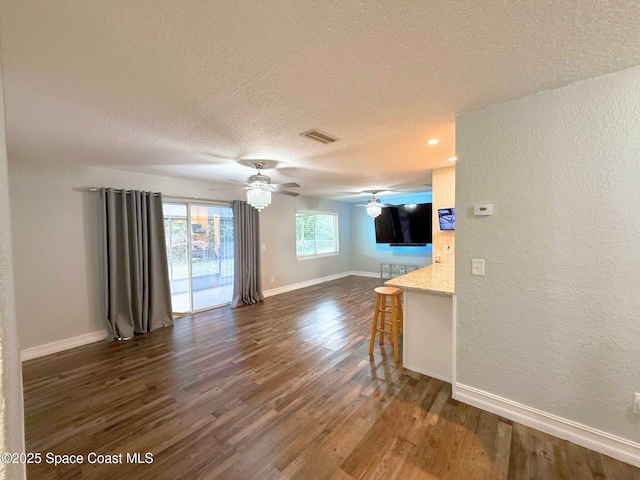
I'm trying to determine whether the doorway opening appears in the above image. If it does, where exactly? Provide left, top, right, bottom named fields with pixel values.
left=163, top=203, right=234, bottom=314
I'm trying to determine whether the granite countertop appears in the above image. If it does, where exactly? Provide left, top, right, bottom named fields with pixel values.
left=384, top=264, right=455, bottom=295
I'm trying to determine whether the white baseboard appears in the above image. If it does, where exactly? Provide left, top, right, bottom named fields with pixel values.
left=263, top=272, right=352, bottom=297
left=454, top=383, right=640, bottom=468
left=349, top=271, right=379, bottom=278
left=263, top=271, right=380, bottom=298
left=21, top=330, right=109, bottom=362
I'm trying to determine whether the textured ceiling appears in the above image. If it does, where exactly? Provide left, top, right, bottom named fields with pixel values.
left=1, top=1, right=640, bottom=200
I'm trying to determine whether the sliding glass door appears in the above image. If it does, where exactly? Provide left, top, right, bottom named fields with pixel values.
left=163, top=202, right=234, bottom=314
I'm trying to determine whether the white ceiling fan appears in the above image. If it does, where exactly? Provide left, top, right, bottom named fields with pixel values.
left=212, top=161, right=300, bottom=211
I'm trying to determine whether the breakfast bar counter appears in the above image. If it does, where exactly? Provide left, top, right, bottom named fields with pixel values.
left=385, top=264, right=455, bottom=382
left=385, top=264, right=454, bottom=295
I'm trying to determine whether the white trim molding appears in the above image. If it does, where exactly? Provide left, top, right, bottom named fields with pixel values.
left=454, top=383, right=640, bottom=468
left=262, top=272, right=380, bottom=298
left=21, top=330, right=109, bottom=362
left=349, top=271, right=379, bottom=278
left=263, top=271, right=381, bottom=298
left=263, top=272, right=352, bottom=298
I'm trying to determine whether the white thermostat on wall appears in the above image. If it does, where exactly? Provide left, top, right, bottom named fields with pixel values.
left=474, top=204, right=493, bottom=216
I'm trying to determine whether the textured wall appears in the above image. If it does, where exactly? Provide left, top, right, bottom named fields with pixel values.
left=8, top=161, right=351, bottom=351
left=0, top=61, right=26, bottom=478
left=456, top=65, right=640, bottom=442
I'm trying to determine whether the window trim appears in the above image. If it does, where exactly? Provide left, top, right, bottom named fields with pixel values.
left=295, top=210, right=339, bottom=260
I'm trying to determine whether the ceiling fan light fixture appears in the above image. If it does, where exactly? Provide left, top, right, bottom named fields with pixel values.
left=214, top=160, right=300, bottom=208
left=247, top=185, right=272, bottom=211
left=248, top=173, right=270, bottom=184
left=366, top=199, right=382, bottom=218
left=246, top=162, right=274, bottom=211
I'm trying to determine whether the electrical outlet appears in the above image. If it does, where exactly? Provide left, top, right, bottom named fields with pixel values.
left=634, top=392, right=640, bottom=414
left=270, top=277, right=275, bottom=284
left=443, top=245, right=451, bottom=254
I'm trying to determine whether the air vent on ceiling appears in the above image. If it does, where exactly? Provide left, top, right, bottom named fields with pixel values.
left=299, top=129, right=339, bottom=144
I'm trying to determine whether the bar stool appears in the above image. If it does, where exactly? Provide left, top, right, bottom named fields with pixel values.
left=369, top=286, right=403, bottom=362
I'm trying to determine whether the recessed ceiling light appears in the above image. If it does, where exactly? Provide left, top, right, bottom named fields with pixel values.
left=427, top=139, right=439, bottom=145
left=448, top=156, right=457, bottom=162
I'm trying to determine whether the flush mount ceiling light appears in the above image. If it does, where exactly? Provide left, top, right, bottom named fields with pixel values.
left=448, top=156, right=457, bottom=162
left=427, top=138, right=439, bottom=145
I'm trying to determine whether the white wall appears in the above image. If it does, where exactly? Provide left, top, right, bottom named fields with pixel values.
left=349, top=192, right=433, bottom=274
left=456, top=66, right=640, bottom=445
left=0, top=60, right=26, bottom=479
left=261, top=194, right=352, bottom=289
left=431, top=166, right=455, bottom=265
left=8, top=161, right=352, bottom=351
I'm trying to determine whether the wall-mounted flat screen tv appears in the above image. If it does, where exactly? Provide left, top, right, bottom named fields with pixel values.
left=438, top=208, right=455, bottom=230
left=374, top=203, right=432, bottom=246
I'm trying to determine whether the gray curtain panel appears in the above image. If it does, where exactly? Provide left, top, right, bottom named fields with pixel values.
left=230, top=200, right=264, bottom=308
left=101, top=188, right=173, bottom=339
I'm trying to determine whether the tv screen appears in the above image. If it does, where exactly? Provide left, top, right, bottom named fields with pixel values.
left=375, top=203, right=432, bottom=245
left=438, top=208, right=455, bottom=230
left=373, top=207, right=397, bottom=243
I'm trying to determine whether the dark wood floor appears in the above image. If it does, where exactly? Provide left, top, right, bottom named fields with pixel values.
left=23, top=276, right=640, bottom=479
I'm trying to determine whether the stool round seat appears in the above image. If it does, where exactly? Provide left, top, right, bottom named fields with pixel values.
left=374, top=286, right=402, bottom=297
left=369, top=286, right=404, bottom=362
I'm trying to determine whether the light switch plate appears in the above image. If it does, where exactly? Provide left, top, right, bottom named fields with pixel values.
left=472, top=259, right=485, bottom=276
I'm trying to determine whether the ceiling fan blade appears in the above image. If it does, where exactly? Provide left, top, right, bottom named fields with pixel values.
left=270, top=182, right=300, bottom=189
left=275, top=190, right=300, bottom=197
left=228, top=179, right=249, bottom=185
left=208, top=187, right=242, bottom=190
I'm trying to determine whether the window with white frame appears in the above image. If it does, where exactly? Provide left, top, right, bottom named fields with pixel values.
left=295, top=211, right=339, bottom=259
